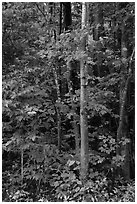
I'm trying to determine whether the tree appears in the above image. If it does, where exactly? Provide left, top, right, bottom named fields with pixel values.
left=93, top=3, right=104, bottom=41
left=66, top=62, right=80, bottom=156
left=80, top=2, right=89, bottom=182
left=93, top=3, right=104, bottom=77
left=63, top=2, right=72, bottom=31
left=116, top=2, right=135, bottom=179
left=49, top=2, right=62, bottom=152
left=62, top=3, right=80, bottom=156
left=59, top=3, right=63, bottom=34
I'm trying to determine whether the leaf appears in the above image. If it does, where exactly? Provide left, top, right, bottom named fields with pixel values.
left=22, top=143, right=30, bottom=150
left=61, top=172, right=69, bottom=178
left=4, top=139, right=14, bottom=147
left=27, top=111, right=36, bottom=116
left=97, top=157, right=105, bottom=163
left=48, top=109, right=55, bottom=115
left=27, top=134, right=40, bottom=141
left=100, top=109, right=107, bottom=115
left=112, top=59, right=121, bottom=67
left=17, top=115, right=24, bottom=121
left=77, top=180, right=82, bottom=185
left=69, top=172, right=76, bottom=180
left=75, top=186, right=80, bottom=192
left=47, top=117, right=54, bottom=122
left=54, top=181, right=60, bottom=187
left=67, top=159, right=75, bottom=166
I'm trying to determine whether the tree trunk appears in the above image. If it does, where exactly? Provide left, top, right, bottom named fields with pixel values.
left=21, top=147, right=24, bottom=185
left=49, top=3, right=62, bottom=152
left=117, top=73, right=131, bottom=179
left=80, top=2, right=89, bottom=183
left=63, top=2, right=72, bottom=31
left=59, top=3, right=62, bottom=34
left=94, top=3, right=103, bottom=41
left=111, top=3, right=116, bottom=52
left=52, top=66, right=62, bottom=152
left=116, top=21, right=133, bottom=179
left=93, top=3, right=104, bottom=77
left=67, top=63, right=80, bottom=157
left=63, top=2, right=80, bottom=156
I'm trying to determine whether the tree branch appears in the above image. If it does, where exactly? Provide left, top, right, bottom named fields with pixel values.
left=35, top=3, right=46, bottom=17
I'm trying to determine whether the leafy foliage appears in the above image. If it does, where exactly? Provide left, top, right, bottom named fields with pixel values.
left=2, top=2, right=134, bottom=202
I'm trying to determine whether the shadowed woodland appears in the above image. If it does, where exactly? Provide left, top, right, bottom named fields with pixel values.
left=2, top=2, right=135, bottom=202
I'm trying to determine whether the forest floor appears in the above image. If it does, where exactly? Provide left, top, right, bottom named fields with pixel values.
left=2, top=150, right=135, bottom=202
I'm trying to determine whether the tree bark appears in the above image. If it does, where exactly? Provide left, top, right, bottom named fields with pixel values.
left=49, top=3, right=62, bottom=152
left=63, top=2, right=80, bottom=156
left=94, top=3, right=103, bottom=41
left=53, top=66, right=62, bottom=152
left=116, top=22, right=134, bottom=179
left=59, top=3, right=62, bottom=34
left=21, top=147, right=24, bottom=185
left=80, top=2, right=89, bottom=183
left=63, top=3, right=72, bottom=31
left=67, top=63, right=80, bottom=157
left=93, top=3, right=104, bottom=77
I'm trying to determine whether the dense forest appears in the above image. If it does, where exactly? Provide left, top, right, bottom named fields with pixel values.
left=2, top=2, right=135, bottom=202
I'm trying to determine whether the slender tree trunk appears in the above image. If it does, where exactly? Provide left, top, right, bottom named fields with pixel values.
left=52, top=65, right=62, bottom=152
left=80, top=2, right=89, bottom=183
left=116, top=22, right=134, bottom=179
left=21, top=148, right=24, bottom=185
left=59, top=3, right=62, bottom=35
left=63, top=2, right=80, bottom=156
left=94, top=3, right=103, bottom=41
left=49, top=3, right=62, bottom=152
left=112, top=3, right=118, bottom=52
left=63, top=2, right=72, bottom=31
left=67, top=63, right=80, bottom=157
left=93, top=3, right=104, bottom=77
